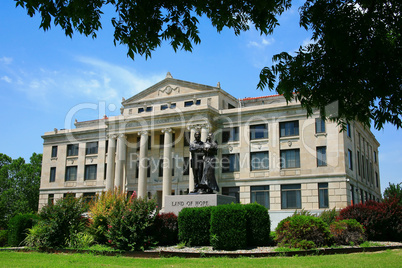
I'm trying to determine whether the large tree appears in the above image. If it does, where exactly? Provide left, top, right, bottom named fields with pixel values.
left=14, top=0, right=401, bottom=129
left=0, top=153, right=42, bottom=229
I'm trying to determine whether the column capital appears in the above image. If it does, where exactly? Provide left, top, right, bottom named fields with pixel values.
left=187, top=124, right=201, bottom=131
left=138, top=130, right=149, bottom=136
left=107, top=134, right=118, bottom=139
left=117, top=133, right=126, bottom=139
left=161, top=127, right=172, bottom=134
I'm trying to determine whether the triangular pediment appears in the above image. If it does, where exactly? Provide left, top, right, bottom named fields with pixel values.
left=122, top=75, right=219, bottom=107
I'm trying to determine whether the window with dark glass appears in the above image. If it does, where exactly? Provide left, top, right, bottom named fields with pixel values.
left=316, top=146, right=327, bottom=166
left=51, top=146, right=58, bottom=157
left=184, top=132, right=191, bottom=147
left=222, top=154, right=240, bottom=173
left=65, top=166, right=77, bottom=181
left=104, top=163, right=107, bottom=180
left=280, top=121, right=299, bottom=137
left=222, top=127, right=239, bottom=143
left=357, top=151, right=361, bottom=175
left=49, top=167, right=56, bottom=182
left=159, top=159, right=164, bottom=177
left=183, top=157, right=189, bottom=175
left=315, top=118, right=326, bottom=133
left=161, top=104, right=168, bottom=110
left=280, top=149, right=300, bottom=169
left=105, top=140, right=109, bottom=154
left=251, top=185, right=270, bottom=209
left=83, top=192, right=96, bottom=203
left=347, top=123, right=351, bottom=137
left=250, top=124, right=268, bottom=140
left=281, top=184, right=301, bottom=209
left=184, top=100, right=201, bottom=107
left=348, top=149, right=353, bottom=170
left=86, top=142, right=98, bottom=155
left=374, top=151, right=377, bottom=163
left=360, top=189, right=364, bottom=203
left=138, top=107, right=144, bottom=113
left=67, top=144, right=79, bottom=156
left=318, top=183, right=329, bottom=208
left=350, top=184, right=355, bottom=205
left=222, top=187, right=240, bottom=203
left=250, top=151, right=269, bottom=171
left=84, top=164, right=97, bottom=180
left=146, top=106, right=153, bottom=112
left=48, top=194, right=54, bottom=205
left=375, top=172, right=379, bottom=188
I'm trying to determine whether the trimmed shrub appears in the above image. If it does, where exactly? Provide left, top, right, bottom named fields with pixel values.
left=276, top=215, right=331, bottom=249
left=153, top=213, right=178, bottom=246
left=210, top=203, right=247, bottom=250
left=24, top=195, right=89, bottom=248
left=7, top=213, right=40, bottom=247
left=244, top=203, right=271, bottom=247
left=338, top=198, right=402, bottom=241
left=330, top=219, right=366, bottom=245
left=178, top=207, right=212, bottom=246
left=105, top=193, right=157, bottom=251
left=319, top=208, right=339, bottom=226
left=0, top=229, right=8, bottom=247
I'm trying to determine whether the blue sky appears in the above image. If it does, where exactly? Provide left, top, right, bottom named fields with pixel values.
left=0, top=1, right=400, bottom=194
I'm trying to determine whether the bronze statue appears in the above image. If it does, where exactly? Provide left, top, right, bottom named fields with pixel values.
left=189, top=131, right=204, bottom=193
left=189, top=132, right=219, bottom=194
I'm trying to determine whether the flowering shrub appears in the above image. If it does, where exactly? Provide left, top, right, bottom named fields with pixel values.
left=89, top=190, right=126, bottom=244
left=329, top=219, right=366, bottom=245
left=105, top=191, right=158, bottom=251
left=153, top=213, right=178, bottom=246
left=276, top=215, right=331, bottom=249
left=338, top=198, right=402, bottom=241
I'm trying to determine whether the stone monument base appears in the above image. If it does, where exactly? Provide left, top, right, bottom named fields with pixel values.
left=163, top=194, right=237, bottom=215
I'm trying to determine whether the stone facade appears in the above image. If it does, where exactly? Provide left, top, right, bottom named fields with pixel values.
left=39, top=73, right=381, bottom=228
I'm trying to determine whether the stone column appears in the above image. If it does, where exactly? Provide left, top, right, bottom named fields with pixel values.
left=137, top=131, right=149, bottom=199
left=188, top=126, right=197, bottom=192
left=105, top=135, right=117, bottom=191
left=162, top=128, right=173, bottom=210
left=114, top=134, right=126, bottom=191
left=201, top=124, right=210, bottom=141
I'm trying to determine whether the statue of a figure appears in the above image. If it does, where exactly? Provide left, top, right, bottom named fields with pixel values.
left=198, top=133, right=219, bottom=194
left=189, top=131, right=204, bottom=193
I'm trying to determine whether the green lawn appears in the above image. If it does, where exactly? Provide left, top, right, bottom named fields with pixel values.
left=0, top=249, right=401, bottom=267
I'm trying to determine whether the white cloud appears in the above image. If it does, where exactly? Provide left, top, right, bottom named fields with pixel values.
left=247, top=37, right=275, bottom=49
left=0, top=57, right=13, bottom=65
left=1, top=76, right=11, bottom=83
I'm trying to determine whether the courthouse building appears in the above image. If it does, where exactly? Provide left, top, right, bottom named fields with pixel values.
left=39, top=73, right=381, bottom=226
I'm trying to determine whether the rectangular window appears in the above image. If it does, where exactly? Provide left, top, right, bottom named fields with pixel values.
left=170, top=103, right=176, bottom=109
left=105, top=140, right=109, bottom=154
left=49, top=167, right=56, bottom=182
left=222, top=187, right=240, bottom=203
left=375, top=172, right=379, bottom=188
left=184, top=132, right=190, bottom=147
left=222, top=154, right=240, bottom=173
left=222, top=127, right=239, bottom=143
left=138, top=107, right=144, bottom=113
left=48, top=194, right=54, bottom=206
left=315, top=118, right=326, bottom=133
left=348, top=149, right=353, bottom=170
left=280, top=121, right=299, bottom=137
left=65, top=166, right=77, bottom=181
left=350, top=184, right=355, bottom=205
left=347, top=123, right=351, bottom=137
left=250, top=151, right=269, bottom=171
left=51, top=146, right=58, bottom=157
left=360, top=189, right=364, bottom=203
left=104, top=163, right=107, bottom=180
left=159, top=159, right=164, bottom=177
left=67, top=144, right=79, bottom=157
left=161, top=104, right=168, bottom=110
left=316, top=146, right=327, bottom=166
left=281, top=184, right=301, bottom=209
left=251, top=185, right=270, bottom=209
left=250, top=124, right=268, bottom=140
left=357, top=151, right=361, bottom=176
left=84, top=164, right=97, bottom=180
left=86, top=142, right=98, bottom=155
left=146, top=106, right=153, bottom=112
left=184, top=100, right=200, bottom=107
left=318, top=183, right=329, bottom=208
left=83, top=192, right=96, bottom=204
left=183, top=157, right=189, bottom=175
left=374, top=151, right=377, bottom=163
left=280, top=149, right=300, bottom=169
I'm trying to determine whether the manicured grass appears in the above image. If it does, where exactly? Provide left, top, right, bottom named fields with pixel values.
left=0, top=249, right=401, bottom=267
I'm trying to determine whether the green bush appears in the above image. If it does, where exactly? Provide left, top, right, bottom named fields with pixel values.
left=244, top=203, right=271, bottom=247
left=153, top=213, right=178, bottom=246
left=276, top=214, right=331, bottom=249
left=178, top=206, right=212, bottom=246
left=0, top=229, right=8, bottom=247
left=210, top=203, right=247, bottom=250
left=67, top=232, right=95, bottom=249
left=7, top=213, right=40, bottom=247
left=330, top=219, right=366, bottom=246
left=319, top=208, right=339, bottom=225
left=105, top=194, right=157, bottom=251
left=24, top=195, right=89, bottom=248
